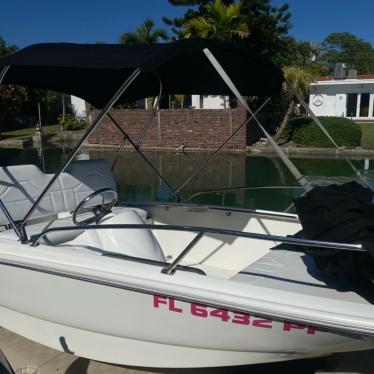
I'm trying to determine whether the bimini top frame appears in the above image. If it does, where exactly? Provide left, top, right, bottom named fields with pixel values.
left=0, top=39, right=368, bottom=242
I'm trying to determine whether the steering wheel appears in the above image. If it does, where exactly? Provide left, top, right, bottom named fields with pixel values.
left=73, top=188, right=118, bottom=225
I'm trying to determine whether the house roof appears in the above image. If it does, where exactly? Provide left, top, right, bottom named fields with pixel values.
left=314, top=74, right=374, bottom=82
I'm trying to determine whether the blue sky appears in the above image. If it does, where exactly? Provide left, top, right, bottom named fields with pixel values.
left=1, top=0, right=374, bottom=48
left=274, top=0, right=374, bottom=45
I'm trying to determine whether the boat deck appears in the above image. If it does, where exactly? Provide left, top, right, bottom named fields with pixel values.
left=232, top=249, right=374, bottom=305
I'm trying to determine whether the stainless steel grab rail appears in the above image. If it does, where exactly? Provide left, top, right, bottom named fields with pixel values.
left=31, top=222, right=364, bottom=275
left=162, top=232, right=204, bottom=275
left=186, top=186, right=303, bottom=203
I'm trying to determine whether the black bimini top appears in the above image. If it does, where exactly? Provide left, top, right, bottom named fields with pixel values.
left=0, top=39, right=284, bottom=108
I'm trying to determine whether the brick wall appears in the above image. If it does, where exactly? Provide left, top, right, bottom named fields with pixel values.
left=88, top=105, right=248, bottom=150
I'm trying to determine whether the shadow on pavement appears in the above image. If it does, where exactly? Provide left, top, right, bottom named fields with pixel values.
left=65, top=357, right=89, bottom=374
left=64, top=349, right=374, bottom=374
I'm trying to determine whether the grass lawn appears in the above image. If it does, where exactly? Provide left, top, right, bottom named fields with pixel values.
left=0, top=124, right=61, bottom=139
left=359, top=123, right=374, bottom=149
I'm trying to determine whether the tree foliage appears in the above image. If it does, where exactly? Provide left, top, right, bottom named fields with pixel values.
left=0, top=85, right=27, bottom=133
left=286, top=39, right=326, bottom=75
left=0, top=36, right=17, bottom=58
left=283, top=66, right=313, bottom=99
left=181, top=0, right=249, bottom=41
left=164, top=0, right=293, bottom=65
left=239, top=0, right=292, bottom=64
left=0, top=36, right=61, bottom=135
left=321, top=32, right=374, bottom=74
left=119, top=19, right=169, bottom=44
left=0, top=36, right=23, bottom=135
left=274, top=65, right=313, bottom=141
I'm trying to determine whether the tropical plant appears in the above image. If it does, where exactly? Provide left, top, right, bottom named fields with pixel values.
left=173, top=94, right=185, bottom=108
left=57, top=114, right=86, bottom=131
left=119, top=19, right=169, bottom=44
left=164, top=0, right=293, bottom=64
left=181, top=0, right=249, bottom=41
left=274, top=66, right=313, bottom=142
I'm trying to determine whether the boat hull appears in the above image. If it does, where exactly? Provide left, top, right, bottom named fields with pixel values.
left=0, top=263, right=373, bottom=367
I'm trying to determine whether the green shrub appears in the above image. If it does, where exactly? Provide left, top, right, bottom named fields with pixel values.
left=282, top=116, right=361, bottom=148
left=58, top=114, right=86, bottom=131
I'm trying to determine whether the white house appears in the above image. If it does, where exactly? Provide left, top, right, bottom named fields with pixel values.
left=143, top=95, right=230, bottom=109
left=309, top=74, right=374, bottom=121
left=191, top=95, right=230, bottom=109
left=69, top=95, right=86, bottom=117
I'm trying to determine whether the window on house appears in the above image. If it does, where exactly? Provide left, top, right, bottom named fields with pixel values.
left=346, top=93, right=358, bottom=117
left=360, top=93, right=370, bottom=117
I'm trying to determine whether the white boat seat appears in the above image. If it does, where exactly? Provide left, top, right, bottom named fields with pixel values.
left=0, top=207, right=149, bottom=247
left=0, top=216, right=77, bottom=243
left=72, top=209, right=166, bottom=262
left=0, top=159, right=116, bottom=227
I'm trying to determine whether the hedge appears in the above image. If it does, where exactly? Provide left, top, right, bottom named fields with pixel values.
left=57, top=114, right=87, bottom=131
left=282, top=116, right=361, bottom=148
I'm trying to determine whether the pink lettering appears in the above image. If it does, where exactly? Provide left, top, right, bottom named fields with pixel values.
left=252, top=319, right=273, bottom=329
left=153, top=295, right=168, bottom=308
left=169, top=298, right=183, bottom=313
left=191, top=303, right=208, bottom=317
left=283, top=322, right=306, bottom=332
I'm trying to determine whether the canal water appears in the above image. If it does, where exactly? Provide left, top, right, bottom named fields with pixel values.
left=0, top=146, right=371, bottom=212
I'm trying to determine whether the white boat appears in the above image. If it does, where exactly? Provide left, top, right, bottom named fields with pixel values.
left=0, top=40, right=373, bottom=368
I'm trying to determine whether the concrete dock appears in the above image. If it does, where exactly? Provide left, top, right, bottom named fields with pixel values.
left=0, top=327, right=372, bottom=374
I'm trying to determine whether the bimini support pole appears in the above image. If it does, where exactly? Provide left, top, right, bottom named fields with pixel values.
left=138, top=74, right=162, bottom=148
left=111, top=136, right=127, bottom=172
left=20, top=68, right=141, bottom=237
left=0, top=66, right=10, bottom=83
left=111, top=74, right=162, bottom=172
left=203, top=48, right=312, bottom=192
left=0, top=66, right=23, bottom=240
left=290, top=83, right=371, bottom=189
left=175, top=97, right=271, bottom=195
left=107, top=113, right=178, bottom=199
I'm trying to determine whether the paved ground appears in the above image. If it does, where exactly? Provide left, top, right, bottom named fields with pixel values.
left=0, top=328, right=372, bottom=374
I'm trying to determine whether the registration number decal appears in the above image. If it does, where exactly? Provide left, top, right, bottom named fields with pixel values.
left=153, top=295, right=325, bottom=335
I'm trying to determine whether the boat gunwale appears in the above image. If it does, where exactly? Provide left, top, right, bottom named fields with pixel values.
left=0, top=250, right=372, bottom=338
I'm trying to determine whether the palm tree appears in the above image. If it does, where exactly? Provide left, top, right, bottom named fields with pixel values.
left=274, top=66, right=313, bottom=142
left=181, top=0, right=249, bottom=41
left=173, top=94, right=185, bottom=108
left=119, top=19, right=169, bottom=44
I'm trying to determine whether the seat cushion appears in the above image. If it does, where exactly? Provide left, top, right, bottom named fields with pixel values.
left=0, top=216, right=79, bottom=244
left=0, top=207, right=149, bottom=247
left=0, top=159, right=116, bottom=226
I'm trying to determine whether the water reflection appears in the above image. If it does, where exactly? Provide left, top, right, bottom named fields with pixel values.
left=0, top=146, right=368, bottom=212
